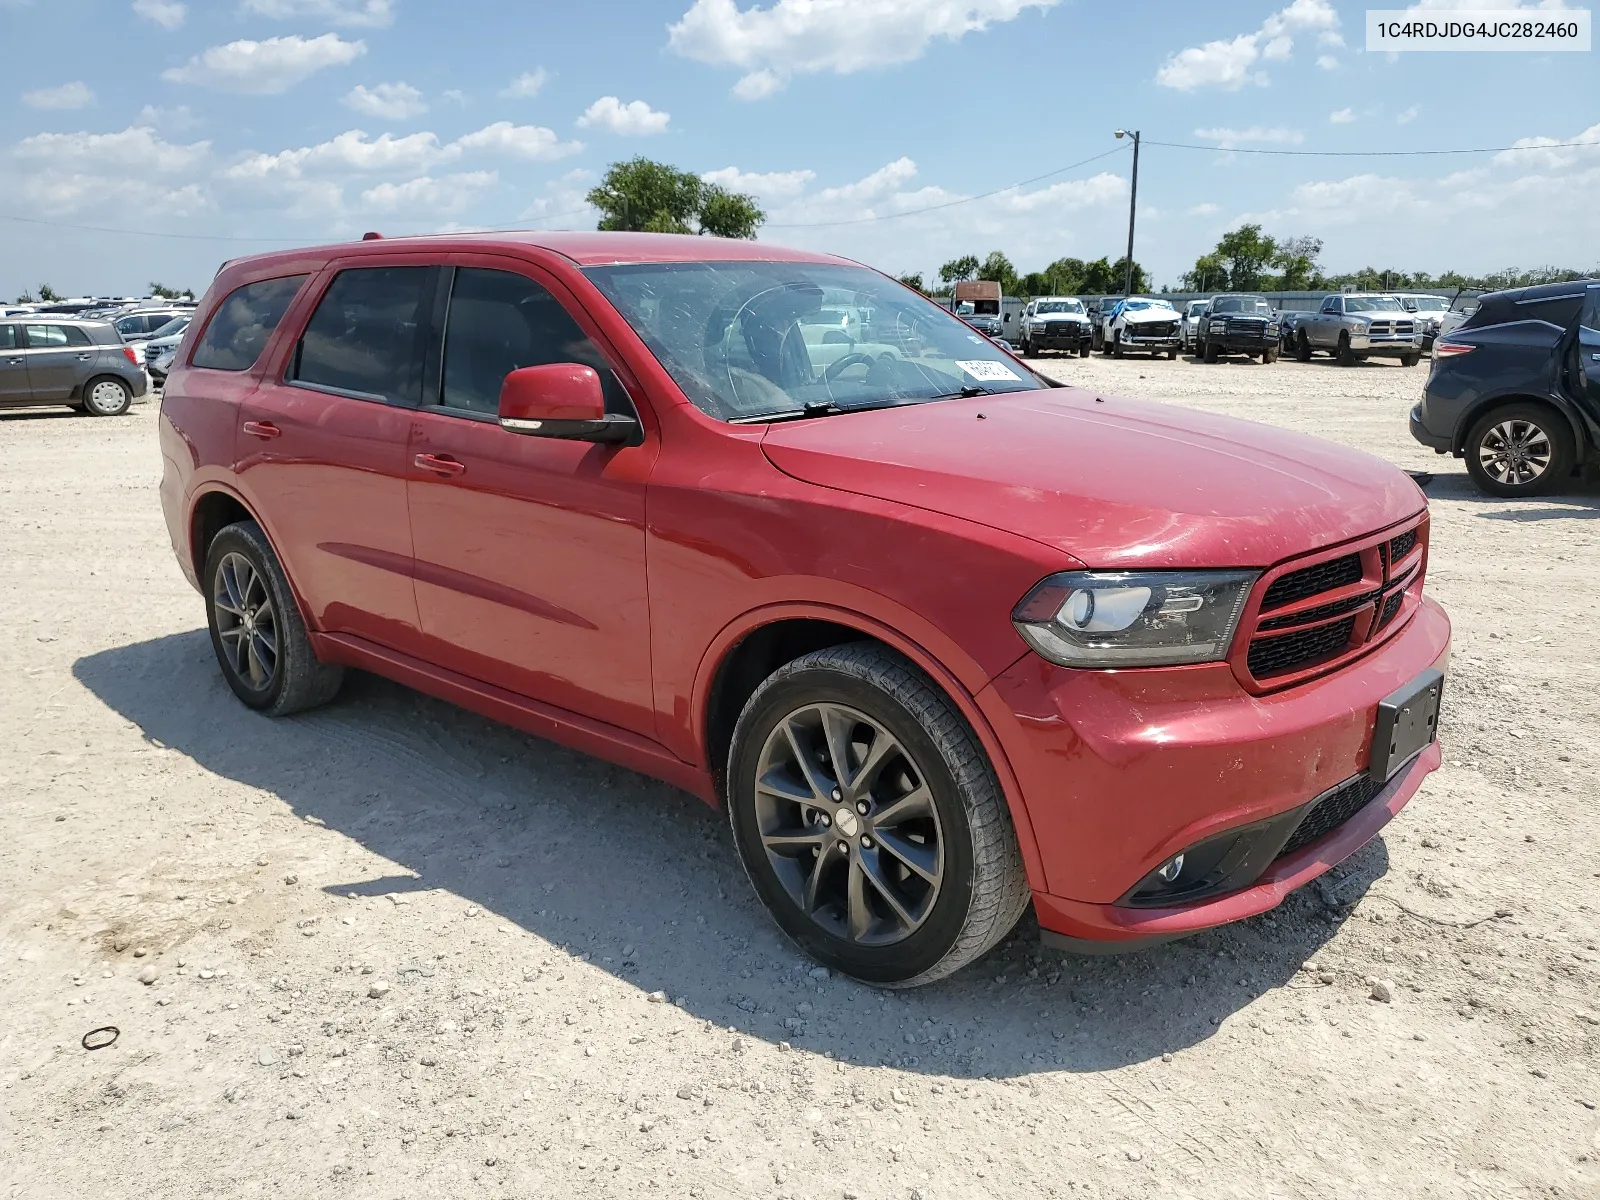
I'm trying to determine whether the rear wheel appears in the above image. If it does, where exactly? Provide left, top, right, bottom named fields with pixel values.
left=204, top=520, right=344, bottom=716
left=1464, top=403, right=1575, bottom=498
left=82, top=377, right=132, bottom=416
left=727, top=644, right=1029, bottom=988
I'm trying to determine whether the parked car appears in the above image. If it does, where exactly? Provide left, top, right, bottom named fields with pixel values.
left=143, top=320, right=192, bottom=382
left=1393, top=294, right=1453, bottom=352
left=1103, top=297, right=1181, bottom=359
left=148, top=341, right=179, bottom=384
left=1196, top=294, right=1281, bottom=363
left=1278, top=308, right=1312, bottom=353
left=0, top=318, right=147, bottom=415
left=1179, top=299, right=1209, bottom=353
left=1087, top=296, right=1121, bottom=352
left=1292, top=293, right=1424, bottom=367
left=132, top=315, right=193, bottom=367
left=1018, top=296, right=1092, bottom=357
left=115, top=308, right=191, bottom=344
left=160, top=232, right=1449, bottom=986
left=1410, top=279, right=1599, bottom=496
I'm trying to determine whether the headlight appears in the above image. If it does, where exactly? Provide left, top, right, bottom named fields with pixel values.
left=1350, top=317, right=1371, bottom=330
left=1012, top=570, right=1257, bottom=668
left=1209, top=320, right=1227, bottom=331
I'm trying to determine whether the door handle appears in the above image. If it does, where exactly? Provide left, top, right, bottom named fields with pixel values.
left=5, top=358, right=21, bottom=366
left=242, top=421, right=281, bottom=440
left=77, top=353, right=93, bottom=361
left=414, top=453, right=466, bottom=477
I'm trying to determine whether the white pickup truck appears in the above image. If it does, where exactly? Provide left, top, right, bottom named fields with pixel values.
left=1291, top=293, right=1425, bottom=367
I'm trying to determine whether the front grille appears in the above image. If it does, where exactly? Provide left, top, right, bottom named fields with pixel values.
left=1389, top=529, right=1418, bottom=561
left=1376, top=591, right=1404, bottom=629
left=1261, top=554, right=1362, bottom=610
left=1247, top=617, right=1357, bottom=678
left=1229, top=318, right=1267, bottom=335
left=1257, top=588, right=1381, bottom=631
left=1277, top=774, right=1382, bottom=859
left=1136, top=321, right=1178, bottom=337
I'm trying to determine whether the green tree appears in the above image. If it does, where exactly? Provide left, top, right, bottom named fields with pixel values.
left=1079, top=257, right=1118, bottom=294
left=1043, top=257, right=1086, bottom=295
left=149, top=281, right=195, bottom=301
left=1271, top=236, right=1323, bottom=291
left=1018, top=271, right=1050, bottom=296
left=938, top=255, right=980, bottom=285
left=1109, top=256, right=1149, bottom=294
left=1215, top=224, right=1278, bottom=291
left=586, top=158, right=763, bottom=239
left=978, top=250, right=1019, bottom=295
left=1180, top=252, right=1227, bottom=292
left=14, top=289, right=35, bottom=304
left=895, top=272, right=926, bottom=294
left=37, top=283, right=63, bottom=302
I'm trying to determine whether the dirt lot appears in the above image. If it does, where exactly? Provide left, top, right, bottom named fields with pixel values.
left=3, top=355, right=1597, bottom=1200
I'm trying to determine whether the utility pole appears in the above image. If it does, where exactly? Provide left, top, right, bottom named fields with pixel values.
left=1115, top=129, right=1140, bottom=296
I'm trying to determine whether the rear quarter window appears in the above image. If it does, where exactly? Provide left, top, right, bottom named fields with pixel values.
left=192, top=275, right=309, bottom=371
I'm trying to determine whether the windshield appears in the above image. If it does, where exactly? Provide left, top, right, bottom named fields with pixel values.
left=1345, top=296, right=1405, bottom=312
left=1121, top=299, right=1172, bottom=313
left=1033, top=300, right=1083, bottom=315
left=1186, top=301, right=1208, bottom=316
left=584, top=261, right=1044, bottom=422
left=1211, top=296, right=1274, bottom=315
left=1409, top=296, right=1448, bottom=311
left=150, top=315, right=190, bottom=339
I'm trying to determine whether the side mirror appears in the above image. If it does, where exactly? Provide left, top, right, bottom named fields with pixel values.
left=498, top=364, right=639, bottom=444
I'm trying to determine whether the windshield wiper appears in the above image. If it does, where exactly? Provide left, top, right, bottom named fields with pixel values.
left=926, top=385, right=992, bottom=400
left=729, top=397, right=917, bottom=425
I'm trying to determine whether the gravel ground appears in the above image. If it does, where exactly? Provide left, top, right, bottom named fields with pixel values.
left=2, top=357, right=1598, bottom=1200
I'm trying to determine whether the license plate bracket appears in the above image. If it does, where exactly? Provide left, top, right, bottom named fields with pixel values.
left=1370, top=668, right=1444, bottom=782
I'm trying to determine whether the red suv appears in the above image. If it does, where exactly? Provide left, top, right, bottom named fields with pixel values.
left=159, top=232, right=1450, bottom=987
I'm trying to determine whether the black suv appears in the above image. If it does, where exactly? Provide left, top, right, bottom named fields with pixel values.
left=1195, top=294, right=1281, bottom=363
left=1410, top=280, right=1600, bottom=496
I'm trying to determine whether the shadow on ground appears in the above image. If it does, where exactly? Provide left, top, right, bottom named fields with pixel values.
left=75, top=631, right=1379, bottom=1079
left=1418, top=470, right=1600, bottom=514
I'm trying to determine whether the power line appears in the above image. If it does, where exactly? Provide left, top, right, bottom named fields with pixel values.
left=1144, top=136, right=1600, bottom=157
left=765, top=144, right=1131, bottom=229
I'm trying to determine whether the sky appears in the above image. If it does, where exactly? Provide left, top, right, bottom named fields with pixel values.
left=1, top=0, right=1596, bottom=298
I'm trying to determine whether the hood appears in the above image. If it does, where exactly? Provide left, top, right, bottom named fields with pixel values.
left=1120, top=307, right=1178, bottom=325
left=760, top=387, right=1425, bottom=570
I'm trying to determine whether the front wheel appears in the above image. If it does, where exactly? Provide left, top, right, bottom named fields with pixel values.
left=1077, top=344, right=1090, bottom=357
left=1464, top=403, right=1575, bottom=498
left=1019, top=338, right=1035, bottom=358
left=1202, top=339, right=1218, bottom=363
left=82, top=377, right=133, bottom=416
left=1111, top=332, right=1124, bottom=359
left=204, top=520, right=344, bottom=716
left=1295, top=331, right=1312, bottom=362
left=1263, top=346, right=1280, bottom=364
left=1166, top=347, right=1178, bottom=360
left=1337, top=333, right=1358, bottom=367
left=1401, top=353, right=1420, bottom=368
left=727, top=644, right=1029, bottom=988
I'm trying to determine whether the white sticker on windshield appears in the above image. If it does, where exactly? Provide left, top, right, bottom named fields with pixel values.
left=956, top=360, right=1022, bottom=382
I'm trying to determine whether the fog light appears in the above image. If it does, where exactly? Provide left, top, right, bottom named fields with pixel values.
left=1155, top=854, right=1185, bottom=883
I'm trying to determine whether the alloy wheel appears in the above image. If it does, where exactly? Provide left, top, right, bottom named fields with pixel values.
left=1478, top=419, right=1552, bottom=486
left=753, top=702, right=944, bottom=946
left=213, top=552, right=279, bottom=691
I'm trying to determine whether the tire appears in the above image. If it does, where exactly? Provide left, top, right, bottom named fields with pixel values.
left=1112, top=331, right=1124, bottom=359
left=1296, top=331, right=1312, bottom=362
left=1401, top=353, right=1420, bottom=368
left=81, top=376, right=133, bottom=416
left=1077, top=344, right=1090, bottom=358
left=1463, top=403, right=1576, bottom=498
left=203, top=520, right=344, bottom=716
left=1263, top=346, right=1280, bottom=364
left=1166, top=348, right=1177, bottom=360
left=1019, top=338, right=1035, bottom=358
left=1336, top=333, right=1358, bottom=367
left=1202, top=339, right=1218, bottom=364
left=727, top=643, right=1029, bottom=988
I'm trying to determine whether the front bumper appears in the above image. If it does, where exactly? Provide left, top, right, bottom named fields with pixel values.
left=1209, top=332, right=1279, bottom=352
left=1353, top=335, right=1424, bottom=359
left=1030, top=326, right=1091, bottom=350
left=979, top=595, right=1451, bottom=946
left=1121, top=333, right=1180, bottom=350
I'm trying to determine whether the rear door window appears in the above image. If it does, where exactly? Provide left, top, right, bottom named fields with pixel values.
left=1582, top=287, right=1600, bottom=332
left=1518, top=295, right=1582, bottom=328
left=61, top=325, right=92, bottom=347
left=24, top=325, right=69, bottom=348
left=193, top=276, right=309, bottom=371
left=292, top=266, right=433, bottom=404
left=435, top=266, right=631, bottom=417
left=0, top=324, right=16, bottom=350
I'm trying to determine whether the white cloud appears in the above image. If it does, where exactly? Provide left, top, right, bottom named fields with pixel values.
left=163, top=34, right=366, bottom=94
left=226, top=123, right=582, bottom=182
left=22, top=81, right=94, bottom=110
left=1157, top=0, right=1339, bottom=90
left=500, top=70, right=548, bottom=99
left=13, top=126, right=211, bottom=173
left=1193, top=125, right=1306, bottom=148
left=1396, top=105, right=1420, bottom=125
left=453, top=121, right=584, bottom=160
left=238, top=0, right=394, bottom=26
left=133, top=0, right=186, bottom=29
left=576, top=96, right=671, bottom=136
left=668, top=0, right=1059, bottom=98
left=138, top=104, right=198, bottom=131
left=1317, top=54, right=1339, bottom=69
left=1187, top=202, right=1221, bottom=216
left=344, top=82, right=427, bottom=120
left=441, top=89, right=466, bottom=105
left=360, top=172, right=498, bottom=214
left=1329, top=107, right=1356, bottom=124
left=701, top=166, right=816, bottom=200
left=1492, top=118, right=1600, bottom=171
